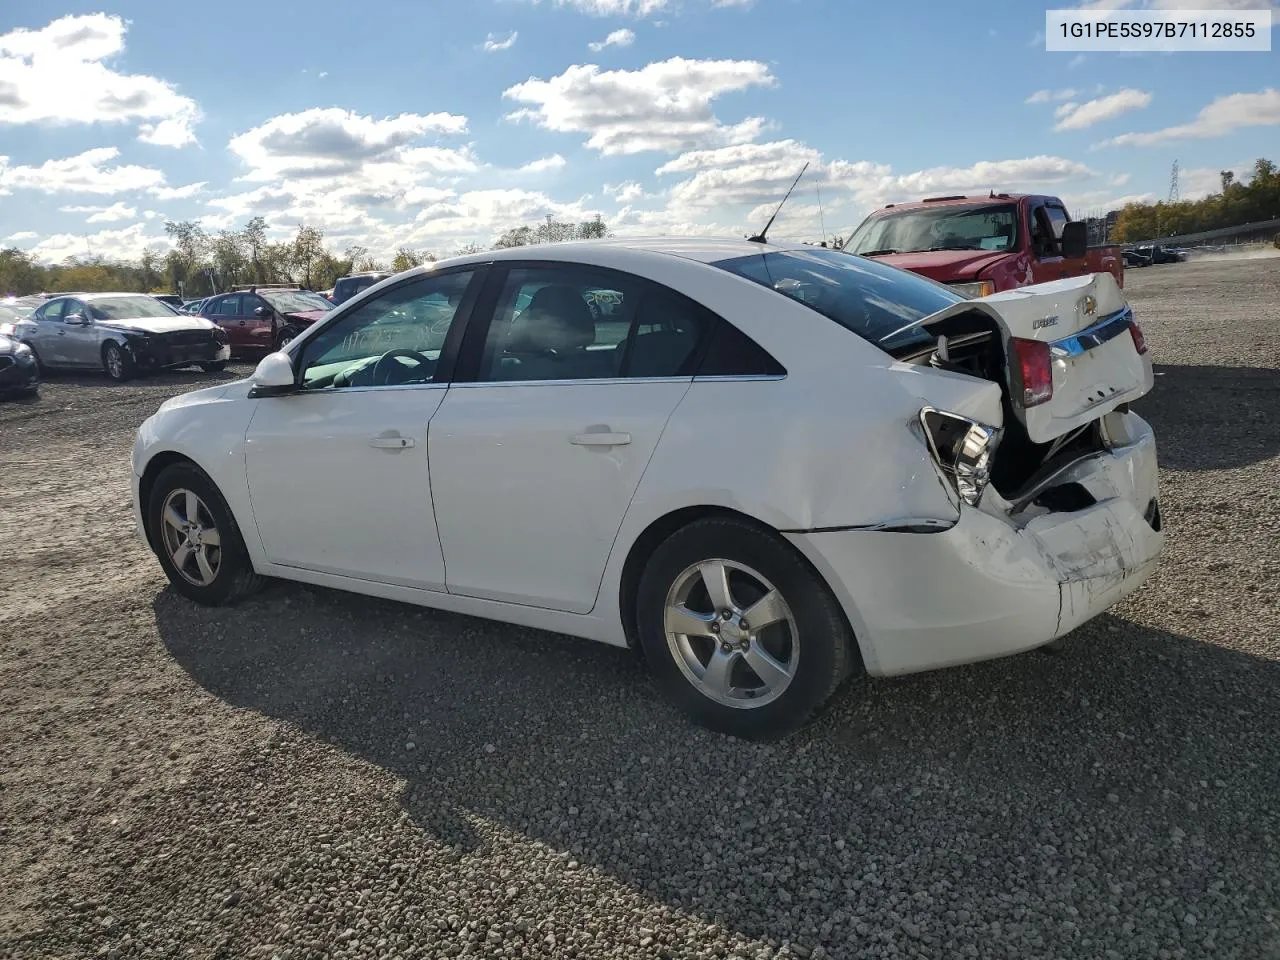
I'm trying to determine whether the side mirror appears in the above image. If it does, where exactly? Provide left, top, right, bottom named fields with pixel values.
left=66, top=313, right=89, bottom=325
left=1061, top=220, right=1088, bottom=260
left=248, top=351, right=297, bottom=398
left=254, top=306, right=270, bottom=318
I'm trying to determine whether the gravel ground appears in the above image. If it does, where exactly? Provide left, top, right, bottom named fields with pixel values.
left=2, top=258, right=1278, bottom=960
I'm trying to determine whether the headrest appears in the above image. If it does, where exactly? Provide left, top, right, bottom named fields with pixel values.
left=506, top=286, right=595, bottom=353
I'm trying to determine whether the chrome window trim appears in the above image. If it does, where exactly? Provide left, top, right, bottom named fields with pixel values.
left=1049, top=307, right=1133, bottom=360
left=295, top=381, right=450, bottom=397
left=446, top=373, right=787, bottom=390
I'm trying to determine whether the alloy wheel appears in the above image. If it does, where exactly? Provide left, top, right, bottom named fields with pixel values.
left=160, top=488, right=223, bottom=587
left=664, top=558, right=799, bottom=709
left=105, top=346, right=124, bottom=379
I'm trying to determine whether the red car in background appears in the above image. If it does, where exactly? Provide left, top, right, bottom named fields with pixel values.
left=200, top=285, right=332, bottom=357
left=845, top=193, right=1124, bottom=298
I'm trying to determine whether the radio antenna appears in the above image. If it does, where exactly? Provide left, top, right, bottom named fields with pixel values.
left=748, top=162, right=809, bottom=244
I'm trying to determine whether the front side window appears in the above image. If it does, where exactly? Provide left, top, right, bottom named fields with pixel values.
left=712, top=247, right=964, bottom=354
left=299, top=270, right=475, bottom=390
left=87, top=296, right=180, bottom=320
left=847, top=203, right=1020, bottom=255
left=478, top=267, right=642, bottom=383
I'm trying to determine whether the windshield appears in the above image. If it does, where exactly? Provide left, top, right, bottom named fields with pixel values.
left=0, top=301, right=32, bottom=322
left=847, top=203, right=1019, bottom=255
left=87, top=296, right=179, bottom=320
left=261, top=290, right=332, bottom=313
left=712, top=248, right=965, bottom=353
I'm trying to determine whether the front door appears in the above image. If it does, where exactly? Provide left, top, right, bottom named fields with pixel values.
left=1028, top=203, right=1068, bottom=284
left=429, top=264, right=709, bottom=614
left=243, top=268, right=480, bottom=588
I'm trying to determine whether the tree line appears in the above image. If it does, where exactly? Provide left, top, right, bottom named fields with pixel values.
left=0, top=214, right=609, bottom=299
left=1111, top=157, right=1280, bottom=243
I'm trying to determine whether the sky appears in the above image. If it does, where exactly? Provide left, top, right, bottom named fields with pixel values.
left=0, top=0, right=1277, bottom=264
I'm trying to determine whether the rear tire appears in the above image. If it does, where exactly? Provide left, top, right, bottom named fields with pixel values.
left=147, top=462, right=266, bottom=606
left=102, top=341, right=134, bottom=382
left=199, top=361, right=227, bottom=373
left=636, top=517, right=858, bottom=740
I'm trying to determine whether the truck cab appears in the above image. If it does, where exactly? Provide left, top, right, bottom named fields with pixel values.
left=845, top=193, right=1124, bottom=298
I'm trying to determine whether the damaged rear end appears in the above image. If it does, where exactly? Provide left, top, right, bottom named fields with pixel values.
left=865, top=272, right=1164, bottom=672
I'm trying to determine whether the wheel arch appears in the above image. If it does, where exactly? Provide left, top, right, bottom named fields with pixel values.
left=137, top=451, right=235, bottom=553
left=616, top=504, right=865, bottom=674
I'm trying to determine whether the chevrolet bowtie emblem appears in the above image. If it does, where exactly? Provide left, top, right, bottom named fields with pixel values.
left=1080, top=295, right=1098, bottom=316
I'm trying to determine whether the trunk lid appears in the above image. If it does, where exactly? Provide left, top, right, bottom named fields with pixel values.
left=916, top=272, right=1152, bottom=443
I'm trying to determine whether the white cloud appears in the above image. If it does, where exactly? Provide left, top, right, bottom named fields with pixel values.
left=0, top=14, right=200, bottom=147
left=4, top=230, right=37, bottom=242
left=150, top=181, right=207, bottom=201
left=1095, top=88, right=1280, bottom=147
left=1178, top=162, right=1252, bottom=200
left=605, top=180, right=648, bottom=203
left=517, top=154, right=568, bottom=174
left=60, top=201, right=138, bottom=223
left=1026, top=88, right=1079, bottom=104
left=588, top=28, right=636, bottom=51
left=634, top=138, right=1104, bottom=241
left=28, top=222, right=169, bottom=263
left=229, top=107, right=470, bottom=180
left=1053, top=88, right=1151, bottom=131
left=0, top=147, right=166, bottom=196
left=528, top=0, right=669, bottom=15
left=483, top=31, right=518, bottom=52
left=503, top=57, right=775, bottom=155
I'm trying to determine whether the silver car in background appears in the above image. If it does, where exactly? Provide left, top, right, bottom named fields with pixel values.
left=11, top=293, right=231, bottom=381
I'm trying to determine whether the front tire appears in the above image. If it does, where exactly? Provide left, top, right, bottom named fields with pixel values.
left=199, top=361, right=227, bottom=373
left=147, top=462, right=266, bottom=606
left=276, top=327, right=299, bottom=350
left=102, top=342, right=134, bottom=382
left=636, top=517, right=858, bottom=740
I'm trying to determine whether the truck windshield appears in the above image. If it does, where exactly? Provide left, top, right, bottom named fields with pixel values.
left=847, top=203, right=1019, bottom=255
left=711, top=247, right=964, bottom=353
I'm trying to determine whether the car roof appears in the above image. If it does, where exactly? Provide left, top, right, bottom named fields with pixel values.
left=433, top=236, right=815, bottom=272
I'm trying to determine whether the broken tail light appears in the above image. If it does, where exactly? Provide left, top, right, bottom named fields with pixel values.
left=1128, top=317, right=1149, bottom=355
left=1010, top=337, right=1053, bottom=407
left=919, top=407, right=1001, bottom=507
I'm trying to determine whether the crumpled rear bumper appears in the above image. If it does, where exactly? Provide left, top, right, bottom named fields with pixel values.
left=787, top=413, right=1163, bottom=677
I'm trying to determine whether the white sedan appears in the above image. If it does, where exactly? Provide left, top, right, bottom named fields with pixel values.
left=131, top=238, right=1163, bottom=739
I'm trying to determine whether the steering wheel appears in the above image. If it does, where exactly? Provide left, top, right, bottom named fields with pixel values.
left=371, top=349, right=432, bottom=386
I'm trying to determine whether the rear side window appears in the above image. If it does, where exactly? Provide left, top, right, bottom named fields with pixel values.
left=712, top=247, right=963, bottom=354
left=625, top=290, right=711, bottom=378
left=697, top=320, right=786, bottom=377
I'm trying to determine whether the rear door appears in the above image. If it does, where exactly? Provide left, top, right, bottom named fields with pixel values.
left=428, top=263, right=710, bottom=614
left=205, top=295, right=244, bottom=351
left=29, top=299, right=68, bottom=363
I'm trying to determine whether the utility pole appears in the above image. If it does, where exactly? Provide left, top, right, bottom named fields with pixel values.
left=1169, top=160, right=1180, bottom=203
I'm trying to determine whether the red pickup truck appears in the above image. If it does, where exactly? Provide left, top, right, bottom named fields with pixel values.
left=845, top=193, right=1124, bottom=297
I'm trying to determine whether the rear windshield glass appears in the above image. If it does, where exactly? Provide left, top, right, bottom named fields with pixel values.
left=261, top=290, right=332, bottom=313
left=711, top=248, right=964, bottom=352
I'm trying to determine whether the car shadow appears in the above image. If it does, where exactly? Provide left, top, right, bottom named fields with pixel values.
left=34, top=365, right=253, bottom=389
left=156, top=586, right=1280, bottom=948
left=1137, top=364, right=1280, bottom=471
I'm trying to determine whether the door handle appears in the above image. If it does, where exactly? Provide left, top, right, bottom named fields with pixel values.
left=369, top=434, right=415, bottom=449
left=570, top=431, right=632, bottom=447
